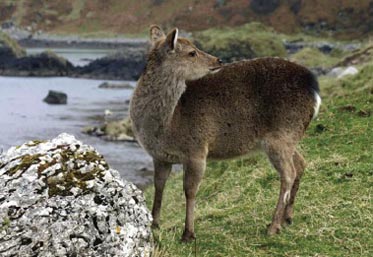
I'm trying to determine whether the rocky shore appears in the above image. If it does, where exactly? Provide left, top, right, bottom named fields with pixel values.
left=0, top=29, right=147, bottom=80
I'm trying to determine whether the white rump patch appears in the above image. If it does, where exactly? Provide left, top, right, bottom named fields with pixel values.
left=313, top=91, right=322, bottom=119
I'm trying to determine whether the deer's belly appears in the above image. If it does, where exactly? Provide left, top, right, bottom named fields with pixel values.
left=207, top=134, right=260, bottom=160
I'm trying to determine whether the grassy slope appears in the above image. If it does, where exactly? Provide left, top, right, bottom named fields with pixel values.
left=145, top=64, right=373, bottom=256
left=289, top=47, right=343, bottom=70
left=194, top=22, right=287, bottom=61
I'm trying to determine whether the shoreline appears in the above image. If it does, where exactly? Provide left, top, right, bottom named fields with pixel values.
left=2, top=27, right=148, bottom=49
left=18, top=36, right=148, bottom=50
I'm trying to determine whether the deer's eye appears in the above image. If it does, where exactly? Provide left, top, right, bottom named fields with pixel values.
left=189, top=51, right=197, bottom=57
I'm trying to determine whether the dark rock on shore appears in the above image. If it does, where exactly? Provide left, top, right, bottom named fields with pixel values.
left=1, top=30, right=146, bottom=80
left=0, top=51, right=73, bottom=77
left=73, top=48, right=146, bottom=81
left=43, top=90, right=68, bottom=104
left=1, top=32, right=73, bottom=76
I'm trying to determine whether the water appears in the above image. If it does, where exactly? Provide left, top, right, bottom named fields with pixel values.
left=26, top=47, right=116, bottom=66
left=0, top=76, right=153, bottom=187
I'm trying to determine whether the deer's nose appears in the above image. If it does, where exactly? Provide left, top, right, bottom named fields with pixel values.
left=217, top=58, right=223, bottom=65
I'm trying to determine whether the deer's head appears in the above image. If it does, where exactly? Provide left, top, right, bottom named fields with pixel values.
left=147, top=25, right=222, bottom=81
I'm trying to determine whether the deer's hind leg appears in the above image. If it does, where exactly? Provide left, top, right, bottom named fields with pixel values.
left=283, top=150, right=306, bottom=225
left=262, top=137, right=297, bottom=235
left=182, top=156, right=206, bottom=242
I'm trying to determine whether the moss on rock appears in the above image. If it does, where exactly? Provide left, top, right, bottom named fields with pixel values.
left=0, top=31, right=25, bottom=58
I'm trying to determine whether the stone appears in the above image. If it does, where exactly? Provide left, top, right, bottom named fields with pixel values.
left=327, top=66, right=358, bottom=79
left=327, top=67, right=344, bottom=78
left=0, top=133, right=153, bottom=257
left=43, top=90, right=67, bottom=104
left=82, top=118, right=135, bottom=142
left=338, top=66, right=358, bottom=78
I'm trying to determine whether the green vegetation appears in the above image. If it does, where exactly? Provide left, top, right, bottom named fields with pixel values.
left=44, top=147, right=107, bottom=197
left=0, top=217, right=10, bottom=232
left=146, top=61, right=373, bottom=256
left=0, top=31, right=25, bottom=58
left=193, top=22, right=287, bottom=62
left=289, top=47, right=342, bottom=70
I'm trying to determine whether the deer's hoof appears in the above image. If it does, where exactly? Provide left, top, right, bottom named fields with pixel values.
left=267, top=224, right=282, bottom=236
left=181, top=230, right=196, bottom=243
left=151, top=223, right=160, bottom=230
left=284, top=217, right=293, bottom=226
left=283, top=208, right=294, bottom=226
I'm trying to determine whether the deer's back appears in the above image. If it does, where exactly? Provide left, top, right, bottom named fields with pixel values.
left=173, top=58, right=317, bottom=159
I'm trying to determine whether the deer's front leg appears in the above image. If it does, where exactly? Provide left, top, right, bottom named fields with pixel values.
left=181, top=157, right=206, bottom=242
left=152, top=159, right=172, bottom=229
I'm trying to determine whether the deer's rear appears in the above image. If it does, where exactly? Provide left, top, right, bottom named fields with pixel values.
left=176, top=58, right=319, bottom=160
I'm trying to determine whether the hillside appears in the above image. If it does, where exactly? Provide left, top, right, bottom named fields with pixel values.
left=1, top=0, right=373, bottom=39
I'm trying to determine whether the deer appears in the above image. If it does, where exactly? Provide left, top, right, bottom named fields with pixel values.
left=130, top=25, right=321, bottom=242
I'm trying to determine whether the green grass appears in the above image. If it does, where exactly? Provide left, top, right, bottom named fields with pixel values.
left=193, top=22, right=287, bottom=62
left=289, top=47, right=343, bottom=69
left=145, top=62, right=373, bottom=256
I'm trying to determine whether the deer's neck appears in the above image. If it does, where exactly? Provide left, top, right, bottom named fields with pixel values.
left=131, top=68, right=186, bottom=136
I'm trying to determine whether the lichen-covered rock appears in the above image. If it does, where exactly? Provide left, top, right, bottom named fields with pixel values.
left=83, top=118, right=135, bottom=142
left=0, top=133, right=153, bottom=257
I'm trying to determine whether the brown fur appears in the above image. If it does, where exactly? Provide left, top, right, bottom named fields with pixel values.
left=130, top=26, right=320, bottom=242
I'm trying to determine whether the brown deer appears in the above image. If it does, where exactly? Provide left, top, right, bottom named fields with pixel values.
left=130, top=25, right=321, bottom=242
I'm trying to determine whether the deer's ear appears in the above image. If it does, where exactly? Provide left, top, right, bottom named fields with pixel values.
left=165, top=28, right=178, bottom=51
left=149, top=25, right=165, bottom=45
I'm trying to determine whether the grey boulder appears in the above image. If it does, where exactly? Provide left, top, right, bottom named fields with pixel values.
left=0, top=133, right=153, bottom=257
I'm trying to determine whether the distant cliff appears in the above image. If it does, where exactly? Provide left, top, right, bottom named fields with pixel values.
left=0, top=0, right=372, bottom=39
